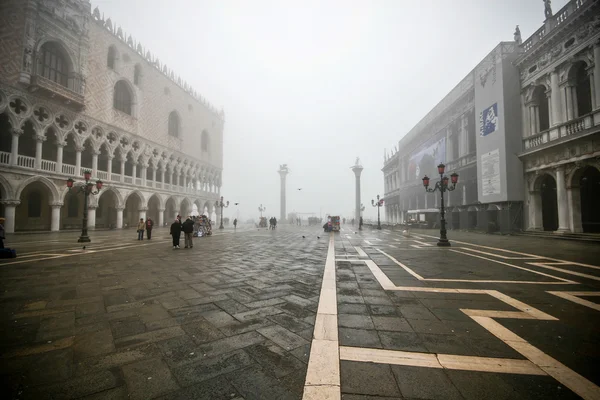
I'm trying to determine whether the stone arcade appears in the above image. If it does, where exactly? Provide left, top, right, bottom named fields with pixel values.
left=383, top=0, right=600, bottom=234
left=0, top=0, right=225, bottom=233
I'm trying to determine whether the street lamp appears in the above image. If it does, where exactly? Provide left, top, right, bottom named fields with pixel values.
left=371, top=195, right=384, bottom=230
left=258, top=204, right=266, bottom=218
left=360, top=203, right=365, bottom=216
left=215, top=196, right=229, bottom=229
left=422, top=163, right=459, bottom=247
left=66, top=169, right=103, bottom=243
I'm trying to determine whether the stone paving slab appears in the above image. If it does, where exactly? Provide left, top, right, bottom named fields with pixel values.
left=0, top=226, right=327, bottom=399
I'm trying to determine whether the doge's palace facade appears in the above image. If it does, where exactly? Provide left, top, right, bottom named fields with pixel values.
left=0, top=0, right=224, bottom=233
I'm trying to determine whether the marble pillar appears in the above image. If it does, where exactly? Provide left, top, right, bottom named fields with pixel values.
left=352, top=165, right=363, bottom=224
left=10, top=129, right=22, bottom=166
left=1, top=201, right=19, bottom=233
left=56, top=141, right=64, bottom=174
left=50, top=203, right=62, bottom=231
left=116, top=208, right=124, bottom=229
left=555, top=167, right=570, bottom=232
left=550, top=70, right=562, bottom=126
left=35, top=135, right=44, bottom=169
left=158, top=208, right=165, bottom=227
left=278, top=165, right=289, bottom=222
left=87, top=206, right=96, bottom=230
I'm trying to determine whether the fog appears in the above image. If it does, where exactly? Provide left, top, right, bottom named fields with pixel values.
left=93, top=0, right=567, bottom=222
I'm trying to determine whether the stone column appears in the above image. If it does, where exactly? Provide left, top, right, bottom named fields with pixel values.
left=278, top=165, right=289, bottom=222
left=152, top=168, right=157, bottom=188
left=555, top=167, right=570, bottom=232
left=138, top=207, right=147, bottom=221
left=594, top=41, right=600, bottom=110
left=116, top=207, right=124, bottom=229
left=50, top=203, right=62, bottom=231
left=183, top=175, right=187, bottom=191
left=56, top=141, right=65, bottom=174
left=550, top=70, right=562, bottom=126
left=521, top=94, right=529, bottom=138
left=170, top=171, right=175, bottom=187
left=352, top=164, right=363, bottom=224
left=528, top=105, right=539, bottom=135
left=35, top=135, right=45, bottom=170
left=563, top=84, right=575, bottom=121
left=141, top=165, right=147, bottom=186
left=107, top=156, right=113, bottom=181
left=120, top=159, right=125, bottom=182
left=0, top=200, right=19, bottom=233
left=10, top=128, right=23, bottom=166
left=132, top=164, right=137, bottom=182
left=527, top=190, right=542, bottom=230
left=158, top=208, right=165, bottom=227
left=91, top=151, right=99, bottom=178
left=75, top=146, right=83, bottom=176
left=87, top=206, right=96, bottom=230
left=567, top=185, right=583, bottom=233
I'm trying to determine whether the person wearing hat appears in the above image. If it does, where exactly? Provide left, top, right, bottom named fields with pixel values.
left=0, top=217, right=5, bottom=249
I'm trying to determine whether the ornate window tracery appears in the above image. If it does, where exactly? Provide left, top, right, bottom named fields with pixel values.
left=39, top=42, right=69, bottom=87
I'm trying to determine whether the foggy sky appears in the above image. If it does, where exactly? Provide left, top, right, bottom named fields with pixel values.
left=93, top=0, right=567, bottom=222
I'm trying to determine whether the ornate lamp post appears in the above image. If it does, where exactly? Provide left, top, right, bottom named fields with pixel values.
left=66, top=170, right=103, bottom=243
left=360, top=203, right=365, bottom=216
left=371, top=195, right=384, bottom=230
left=258, top=204, right=266, bottom=218
left=422, top=163, right=459, bottom=247
left=215, top=196, right=229, bottom=229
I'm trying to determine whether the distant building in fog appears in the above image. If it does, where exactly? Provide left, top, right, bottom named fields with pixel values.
left=0, top=0, right=224, bottom=233
left=382, top=0, right=600, bottom=234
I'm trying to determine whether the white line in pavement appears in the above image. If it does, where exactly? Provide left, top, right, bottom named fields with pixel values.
left=354, top=247, right=368, bottom=258
left=388, top=244, right=398, bottom=248
left=547, top=291, right=600, bottom=312
left=364, top=240, right=373, bottom=245
left=412, top=240, right=433, bottom=247
left=303, top=233, right=340, bottom=399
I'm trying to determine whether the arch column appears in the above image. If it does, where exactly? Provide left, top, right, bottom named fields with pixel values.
left=562, top=83, right=576, bottom=121
left=56, top=141, right=65, bottom=174
left=550, top=69, right=563, bottom=126
left=50, top=202, right=62, bottom=232
left=170, top=170, right=175, bottom=187
left=0, top=200, right=20, bottom=233
left=10, top=128, right=23, bottom=166
left=120, top=158, right=125, bottom=182
left=116, top=207, right=124, bottom=229
left=132, top=164, right=137, bottom=182
left=107, top=156, right=113, bottom=181
left=35, top=135, right=45, bottom=170
left=555, top=167, right=570, bottom=232
left=91, top=150, right=99, bottom=178
left=527, top=190, right=542, bottom=230
left=75, top=145, right=83, bottom=176
left=527, top=103, right=540, bottom=135
left=138, top=207, right=147, bottom=221
left=567, top=183, right=583, bottom=233
left=593, top=41, right=600, bottom=110
left=152, top=167, right=157, bottom=188
left=158, top=208, right=165, bottom=227
left=87, top=205, right=97, bottom=230
left=141, top=165, right=147, bottom=186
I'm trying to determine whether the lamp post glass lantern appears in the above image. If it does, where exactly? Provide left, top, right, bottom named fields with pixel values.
left=215, top=196, right=229, bottom=229
left=422, top=163, right=459, bottom=247
left=66, top=169, right=102, bottom=243
left=371, top=195, right=384, bottom=230
left=258, top=204, right=266, bottom=218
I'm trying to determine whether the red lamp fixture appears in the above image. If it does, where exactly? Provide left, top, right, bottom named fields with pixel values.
left=450, top=172, right=459, bottom=184
left=437, top=163, right=445, bottom=175
left=67, top=178, right=74, bottom=188
left=422, top=175, right=430, bottom=187
left=442, top=176, right=449, bottom=186
left=96, top=180, right=103, bottom=190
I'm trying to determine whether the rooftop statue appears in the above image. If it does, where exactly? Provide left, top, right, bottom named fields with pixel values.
left=514, top=25, right=522, bottom=44
left=543, top=0, right=552, bottom=19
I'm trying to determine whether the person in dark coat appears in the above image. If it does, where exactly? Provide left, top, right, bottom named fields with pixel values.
left=233, top=218, right=237, bottom=230
left=145, top=218, right=154, bottom=239
left=170, top=218, right=182, bottom=249
left=182, top=216, right=194, bottom=248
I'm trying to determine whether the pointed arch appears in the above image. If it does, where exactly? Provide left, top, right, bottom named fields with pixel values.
left=0, top=173, right=15, bottom=200
left=124, top=189, right=147, bottom=207
left=15, top=175, right=60, bottom=204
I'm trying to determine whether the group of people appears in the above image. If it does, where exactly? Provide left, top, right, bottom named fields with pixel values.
left=136, top=217, right=154, bottom=240
left=170, top=215, right=195, bottom=249
left=269, top=217, right=278, bottom=230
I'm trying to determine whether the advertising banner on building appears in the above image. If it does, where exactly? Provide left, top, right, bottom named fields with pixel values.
left=479, top=103, right=499, bottom=137
left=407, top=137, right=446, bottom=181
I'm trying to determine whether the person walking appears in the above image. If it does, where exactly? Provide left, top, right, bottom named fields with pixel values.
left=182, top=216, right=194, bottom=248
left=145, top=218, right=154, bottom=239
left=273, top=217, right=277, bottom=229
left=0, top=217, right=5, bottom=249
left=137, top=218, right=145, bottom=240
left=233, top=218, right=237, bottom=230
left=170, top=218, right=182, bottom=249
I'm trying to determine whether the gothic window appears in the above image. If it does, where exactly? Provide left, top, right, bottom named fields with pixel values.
left=201, top=131, right=209, bottom=152
left=107, top=46, right=116, bottom=69
left=113, top=81, right=132, bottom=115
left=168, top=111, right=180, bottom=138
left=134, top=64, right=141, bottom=86
left=39, top=42, right=69, bottom=87
left=574, top=62, right=592, bottom=117
left=68, top=194, right=79, bottom=218
left=28, top=190, right=42, bottom=218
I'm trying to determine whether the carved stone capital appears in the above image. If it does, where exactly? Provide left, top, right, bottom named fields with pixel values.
left=0, top=200, right=21, bottom=206
left=11, top=128, right=24, bottom=136
left=56, top=140, right=67, bottom=147
left=35, top=135, right=47, bottom=143
left=51, top=202, right=64, bottom=208
left=75, top=145, right=85, bottom=153
left=138, top=207, right=148, bottom=212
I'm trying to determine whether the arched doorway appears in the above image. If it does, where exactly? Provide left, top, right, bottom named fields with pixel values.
left=61, top=190, right=82, bottom=229
left=165, top=197, right=177, bottom=225
left=96, top=189, right=119, bottom=229
left=124, top=192, right=142, bottom=228
left=16, top=181, right=53, bottom=231
left=148, top=194, right=161, bottom=224
left=180, top=198, right=191, bottom=217
left=580, top=167, right=600, bottom=233
left=540, top=175, right=558, bottom=231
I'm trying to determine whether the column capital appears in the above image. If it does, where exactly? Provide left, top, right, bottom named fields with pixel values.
left=75, top=145, right=84, bottom=152
left=87, top=205, right=98, bottom=210
left=138, top=207, right=148, bottom=212
left=35, top=135, right=46, bottom=143
left=92, top=150, right=101, bottom=156
left=0, top=199, right=21, bottom=206
left=116, top=206, right=125, bottom=211
left=56, top=140, right=67, bottom=147
left=158, top=208, right=166, bottom=212
left=11, top=128, right=24, bottom=136
left=50, top=202, right=64, bottom=208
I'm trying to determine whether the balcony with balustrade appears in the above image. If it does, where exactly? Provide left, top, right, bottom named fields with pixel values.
left=522, top=112, right=598, bottom=154
left=29, top=72, right=86, bottom=110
